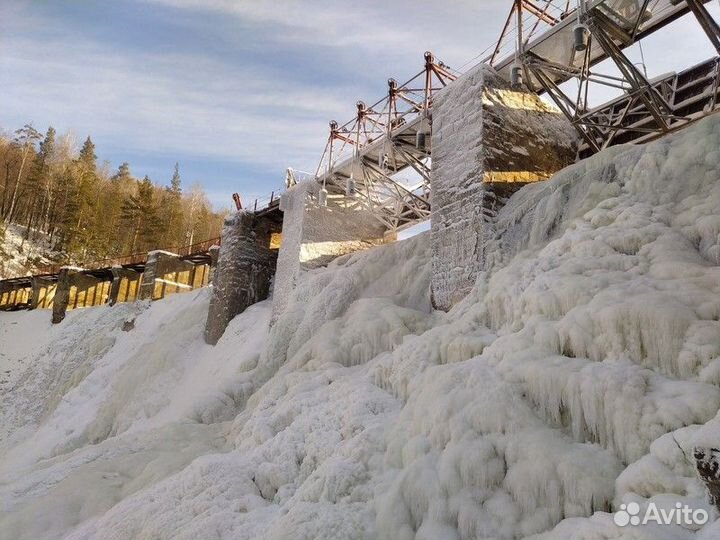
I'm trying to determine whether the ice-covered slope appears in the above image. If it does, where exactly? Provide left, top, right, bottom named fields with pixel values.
left=3, top=115, right=720, bottom=539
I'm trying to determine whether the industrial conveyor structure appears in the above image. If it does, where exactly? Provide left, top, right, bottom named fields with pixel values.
left=289, top=0, right=720, bottom=233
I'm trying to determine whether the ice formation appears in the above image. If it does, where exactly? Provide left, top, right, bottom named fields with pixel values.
left=3, top=116, right=720, bottom=538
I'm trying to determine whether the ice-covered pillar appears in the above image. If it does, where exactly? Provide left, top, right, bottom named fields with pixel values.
left=430, top=64, right=578, bottom=310
left=271, top=181, right=391, bottom=322
left=204, top=211, right=279, bottom=345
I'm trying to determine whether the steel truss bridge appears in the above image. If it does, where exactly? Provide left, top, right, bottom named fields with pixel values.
left=308, top=52, right=458, bottom=232
left=271, top=0, right=720, bottom=234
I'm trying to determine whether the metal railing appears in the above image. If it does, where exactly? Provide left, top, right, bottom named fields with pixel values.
left=31, top=235, right=221, bottom=277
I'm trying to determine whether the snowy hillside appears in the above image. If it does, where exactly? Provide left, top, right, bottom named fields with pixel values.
left=3, top=116, right=720, bottom=539
left=0, top=223, right=63, bottom=279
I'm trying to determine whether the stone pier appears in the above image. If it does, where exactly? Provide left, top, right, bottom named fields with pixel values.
left=271, top=182, right=391, bottom=322
left=51, top=268, right=75, bottom=323
left=109, top=267, right=142, bottom=306
left=429, top=64, right=578, bottom=310
left=139, top=251, right=196, bottom=301
left=204, top=211, right=280, bottom=345
left=52, top=268, right=109, bottom=324
left=207, top=245, right=220, bottom=284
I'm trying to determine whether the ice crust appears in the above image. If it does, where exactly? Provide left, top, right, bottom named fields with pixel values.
left=3, top=116, right=720, bottom=538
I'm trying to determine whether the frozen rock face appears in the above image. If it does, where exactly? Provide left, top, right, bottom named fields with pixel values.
left=3, top=115, right=720, bottom=539
left=430, top=64, right=577, bottom=311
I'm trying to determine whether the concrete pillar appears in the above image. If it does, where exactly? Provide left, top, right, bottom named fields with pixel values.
left=52, top=267, right=113, bottom=322
left=429, top=65, right=578, bottom=310
left=139, top=252, right=161, bottom=301
left=139, top=251, right=195, bottom=301
left=109, top=266, right=140, bottom=306
left=52, top=268, right=74, bottom=323
left=271, top=181, right=390, bottom=322
left=208, top=245, right=220, bottom=284
left=204, top=211, right=279, bottom=345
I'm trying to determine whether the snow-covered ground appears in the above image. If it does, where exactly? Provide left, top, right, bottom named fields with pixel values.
left=3, top=115, right=720, bottom=539
left=0, top=223, right=63, bottom=279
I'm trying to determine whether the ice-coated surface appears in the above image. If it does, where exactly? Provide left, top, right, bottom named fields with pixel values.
left=429, top=64, right=576, bottom=310
left=3, top=115, right=720, bottom=538
left=272, top=180, right=388, bottom=322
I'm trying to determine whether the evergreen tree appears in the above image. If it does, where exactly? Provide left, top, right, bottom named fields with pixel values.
left=162, top=163, right=183, bottom=247
left=59, top=136, right=99, bottom=257
left=121, top=175, right=158, bottom=253
left=0, top=123, right=225, bottom=265
left=170, top=162, right=181, bottom=193
left=21, top=126, right=56, bottom=245
left=38, top=126, right=57, bottom=233
left=78, top=136, right=97, bottom=169
left=112, top=162, right=132, bottom=183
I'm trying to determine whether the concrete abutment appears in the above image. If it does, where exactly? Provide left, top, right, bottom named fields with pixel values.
left=429, top=65, right=578, bottom=310
left=271, top=182, right=391, bottom=323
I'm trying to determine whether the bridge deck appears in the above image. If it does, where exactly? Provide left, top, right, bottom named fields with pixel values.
left=0, top=236, right=221, bottom=312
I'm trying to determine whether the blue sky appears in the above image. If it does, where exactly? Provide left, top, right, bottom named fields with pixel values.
left=1, top=1, right=718, bottom=210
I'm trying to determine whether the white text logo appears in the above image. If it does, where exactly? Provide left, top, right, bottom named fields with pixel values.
left=613, top=501, right=709, bottom=528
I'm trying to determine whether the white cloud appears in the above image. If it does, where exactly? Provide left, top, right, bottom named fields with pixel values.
left=0, top=37, right=348, bottom=173
left=144, top=0, right=507, bottom=67
left=2, top=0, right=718, bottom=204
left=0, top=0, right=510, bottom=194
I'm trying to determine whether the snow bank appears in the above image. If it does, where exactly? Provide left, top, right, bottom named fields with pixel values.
left=3, top=115, right=720, bottom=539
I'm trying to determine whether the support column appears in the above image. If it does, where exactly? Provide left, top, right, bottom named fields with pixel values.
left=204, top=211, right=279, bottom=345
left=109, top=266, right=140, bottom=306
left=52, top=268, right=74, bottom=323
left=430, top=65, right=578, bottom=310
left=139, top=252, right=162, bottom=301
left=139, top=251, right=195, bottom=301
left=271, top=181, right=390, bottom=322
left=208, top=245, right=220, bottom=284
